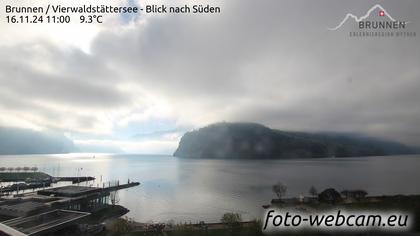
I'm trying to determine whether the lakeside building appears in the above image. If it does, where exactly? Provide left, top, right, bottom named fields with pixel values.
left=0, top=182, right=139, bottom=235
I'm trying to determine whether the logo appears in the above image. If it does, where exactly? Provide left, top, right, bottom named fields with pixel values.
left=379, top=10, right=385, bottom=17
left=328, top=4, right=416, bottom=38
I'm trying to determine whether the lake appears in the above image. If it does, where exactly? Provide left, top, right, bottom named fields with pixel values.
left=0, top=154, right=419, bottom=223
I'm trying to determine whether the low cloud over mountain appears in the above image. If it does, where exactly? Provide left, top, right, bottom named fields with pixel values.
left=0, top=0, right=419, bottom=153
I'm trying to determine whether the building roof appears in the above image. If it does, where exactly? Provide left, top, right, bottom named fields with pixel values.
left=1, top=209, right=90, bottom=236
left=0, top=223, right=27, bottom=236
left=37, top=186, right=101, bottom=197
left=0, top=201, right=48, bottom=217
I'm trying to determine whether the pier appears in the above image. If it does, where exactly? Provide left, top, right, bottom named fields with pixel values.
left=0, top=172, right=140, bottom=236
left=0, top=171, right=96, bottom=196
left=37, top=182, right=140, bottom=198
left=0, top=171, right=95, bottom=184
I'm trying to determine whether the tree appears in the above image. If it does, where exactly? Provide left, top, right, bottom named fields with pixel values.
left=272, top=182, right=287, bottom=199
left=249, top=219, right=264, bottom=236
left=109, top=217, right=132, bottom=235
left=221, top=212, right=242, bottom=229
left=309, top=186, right=318, bottom=197
left=318, top=188, right=342, bottom=204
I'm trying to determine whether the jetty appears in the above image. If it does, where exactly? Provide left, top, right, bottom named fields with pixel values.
left=0, top=172, right=96, bottom=196
left=0, top=171, right=95, bottom=184
left=0, top=171, right=140, bottom=236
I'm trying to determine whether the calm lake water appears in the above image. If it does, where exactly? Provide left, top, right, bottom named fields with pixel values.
left=0, top=154, right=419, bottom=223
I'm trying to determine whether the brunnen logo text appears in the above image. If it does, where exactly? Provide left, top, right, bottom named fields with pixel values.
left=329, top=4, right=415, bottom=38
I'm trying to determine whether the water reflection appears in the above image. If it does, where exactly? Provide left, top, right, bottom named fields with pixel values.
left=0, top=154, right=419, bottom=222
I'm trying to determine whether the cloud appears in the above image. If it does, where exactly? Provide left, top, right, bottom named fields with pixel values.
left=90, top=0, right=420, bottom=145
left=1, top=0, right=420, bottom=153
left=74, top=138, right=178, bottom=154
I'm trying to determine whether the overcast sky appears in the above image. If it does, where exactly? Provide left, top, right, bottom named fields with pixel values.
left=0, top=0, right=419, bottom=153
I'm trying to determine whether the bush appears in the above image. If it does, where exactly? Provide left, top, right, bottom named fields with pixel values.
left=221, top=212, right=242, bottom=228
left=109, top=217, right=133, bottom=235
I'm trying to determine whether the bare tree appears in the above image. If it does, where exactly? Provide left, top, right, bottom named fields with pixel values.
left=309, top=186, right=318, bottom=197
left=272, top=182, right=287, bottom=199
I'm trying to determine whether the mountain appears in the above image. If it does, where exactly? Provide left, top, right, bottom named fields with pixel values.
left=0, top=127, right=75, bottom=155
left=173, top=122, right=417, bottom=159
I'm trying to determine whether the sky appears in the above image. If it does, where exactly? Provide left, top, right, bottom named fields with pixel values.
left=0, top=0, right=419, bottom=154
